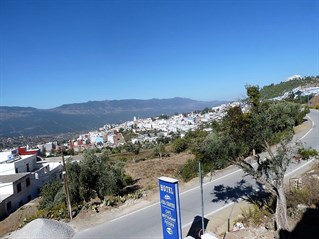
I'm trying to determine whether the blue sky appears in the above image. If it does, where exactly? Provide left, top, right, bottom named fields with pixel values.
left=1, top=0, right=318, bottom=109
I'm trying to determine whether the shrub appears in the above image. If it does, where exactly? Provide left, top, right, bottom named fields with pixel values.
left=39, top=180, right=64, bottom=210
left=124, top=175, right=134, bottom=185
left=298, top=147, right=318, bottom=159
left=171, top=138, right=189, bottom=153
left=241, top=204, right=271, bottom=226
left=286, top=188, right=312, bottom=209
left=286, top=176, right=319, bottom=217
left=178, top=159, right=198, bottom=182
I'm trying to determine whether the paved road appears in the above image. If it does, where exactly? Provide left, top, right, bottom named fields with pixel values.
left=74, top=110, right=319, bottom=239
left=300, top=110, right=319, bottom=150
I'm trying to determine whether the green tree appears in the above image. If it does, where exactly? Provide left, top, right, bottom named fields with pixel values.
left=153, top=142, right=166, bottom=158
left=171, top=138, right=188, bottom=153
left=125, top=142, right=141, bottom=155
left=78, top=152, right=100, bottom=201
left=156, top=135, right=170, bottom=144
left=66, top=162, right=81, bottom=204
left=41, top=146, right=47, bottom=157
left=67, top=147, right=75, bottom=156
left=66, top=149, right=129, bottom=203
left=39, top=180, right=64, bottom=210
left=246, top=85, right=261, bottom=109
left=235, top=137, right=293, bottom=235
left=184, top=129, right=208, bottom=152
left=202, top=86, right=308, bottom=236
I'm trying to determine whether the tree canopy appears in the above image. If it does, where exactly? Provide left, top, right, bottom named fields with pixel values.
left=178, top=85, right=310, bottom=235
left=66, top=149, right=130, bottom=204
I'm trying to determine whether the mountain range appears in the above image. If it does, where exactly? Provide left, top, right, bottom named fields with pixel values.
left=3, top=76, right=317, bottom=138
left=0, top=98, right=227, bottom=137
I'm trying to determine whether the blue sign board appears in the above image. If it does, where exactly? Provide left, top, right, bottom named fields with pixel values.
left=159, top=176, right=182, bottom=239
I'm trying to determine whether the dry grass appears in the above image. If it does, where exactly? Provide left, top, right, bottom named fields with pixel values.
left=124, top=151, right=194, bottom=192
left=310, top=95, right=319, bottom=108
left=0, top=199, right=40, bottom=237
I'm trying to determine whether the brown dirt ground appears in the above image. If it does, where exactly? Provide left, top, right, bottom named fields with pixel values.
left=0, top=199, right=40, bottom=237
left=124, top=151, right=195, bottom=192
left=310, top=95, right=319, bottom=108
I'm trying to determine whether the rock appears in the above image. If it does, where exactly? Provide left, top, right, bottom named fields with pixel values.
left=233, top=222, right=245, bottom=231
left=9, top=218, right=75, bottom=239
left=297, top=204, right=307, bottom=213
left=201, top=232, right=219, bottom=239
left=265, top=219, right=275, bottom=230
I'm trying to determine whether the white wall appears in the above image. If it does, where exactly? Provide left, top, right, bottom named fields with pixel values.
left=0, top=155, right=37, bottom=175
left=33, top=163, right=61, bottom=188
left=0, top=149, right=19, bottom=163
left=0, top=175, right=34, bottom=220
left=0, top=163, right=15, bottom=175
left=0, top=183, right=13, bottom=195
left=14, top=155, right=37, bottom=173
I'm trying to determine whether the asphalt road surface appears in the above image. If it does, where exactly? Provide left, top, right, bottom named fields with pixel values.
left=74, top=110, right=319, bottom=239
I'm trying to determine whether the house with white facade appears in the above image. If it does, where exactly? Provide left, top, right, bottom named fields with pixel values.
left=0, top=149, right=62, bottom=220
left=0, top=173, right=33, bottom=220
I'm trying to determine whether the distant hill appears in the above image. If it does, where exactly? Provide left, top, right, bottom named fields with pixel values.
left=260, top=76, right=319, bottom=99
left=0, top=98, right=227, bottom=137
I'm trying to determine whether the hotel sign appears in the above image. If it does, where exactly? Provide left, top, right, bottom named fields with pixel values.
left=158, top=176, right=182, bottom=239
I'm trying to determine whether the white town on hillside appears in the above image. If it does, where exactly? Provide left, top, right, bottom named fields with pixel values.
left=1, top=83, right=319, bottom=220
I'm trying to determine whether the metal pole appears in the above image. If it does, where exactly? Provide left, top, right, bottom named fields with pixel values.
left=199, top=160, right=205, bottom=235
left=62, top=151, right=73, bottom=220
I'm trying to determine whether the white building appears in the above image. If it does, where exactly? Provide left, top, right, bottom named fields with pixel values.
left=0, top=173, right=33, bottom=220
left=0, top=149, right=20, bottom=164
left=0, top=150, right=62, bottom=220
left=0, top=154, right=37, bottom=175
left=286, top=75, right=302, bottom=81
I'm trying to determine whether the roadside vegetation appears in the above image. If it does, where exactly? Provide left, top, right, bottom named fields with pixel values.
left=34, top=149, right=138, bottom=221
left=176, top=85, right=315, bottom=238
left=25, top=83, right=318, bottom=239
left=231, top=162, right=319, bottom=239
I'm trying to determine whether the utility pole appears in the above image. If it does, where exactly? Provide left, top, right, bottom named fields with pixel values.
left=199, top=160, right=205, bottom=235
left=62, top=149, right=73, bottom=220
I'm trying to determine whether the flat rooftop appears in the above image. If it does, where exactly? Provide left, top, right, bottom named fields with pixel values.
left=0, top=173, right=30, bottom=183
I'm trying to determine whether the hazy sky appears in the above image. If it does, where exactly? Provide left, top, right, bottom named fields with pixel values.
left=1, top=0, right=318, bottom=109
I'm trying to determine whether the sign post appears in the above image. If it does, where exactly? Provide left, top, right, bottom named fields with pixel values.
left=158, top=176, right=182, bottom=239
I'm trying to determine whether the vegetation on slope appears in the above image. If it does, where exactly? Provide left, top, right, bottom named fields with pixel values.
left=26, top=80, right=318, bottom=231
left=260, top=76, right=319, bottom=99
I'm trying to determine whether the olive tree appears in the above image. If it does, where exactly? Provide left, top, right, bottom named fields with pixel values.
left=205, top=85, right=308, bottom=237
left=66, top=149, right=129, bottom=203
left=233, top=86, right=307, bottom=235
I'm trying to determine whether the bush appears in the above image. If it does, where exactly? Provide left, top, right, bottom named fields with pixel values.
left=39, top=180, right=64, bottom=210
left=286, top=176, right=319, bottom=218
left=241, top=204, right=271, bottom=226
left=298, top=147, right=318, bottom=159
left=178, top=159, right=198, bottom=182
left=124, top=175, right=134, bottom=185
left=171, top=138, right=188, bottom=153
left=287, top=188, right=312, bottom=209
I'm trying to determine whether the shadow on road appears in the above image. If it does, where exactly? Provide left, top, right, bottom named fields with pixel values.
left=211, top=179, right=272, bottom=207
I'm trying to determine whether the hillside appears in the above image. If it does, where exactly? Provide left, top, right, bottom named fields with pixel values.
left=260, top=76, right=319, bottom=99
left=0, top=98, right=226, bottom=137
